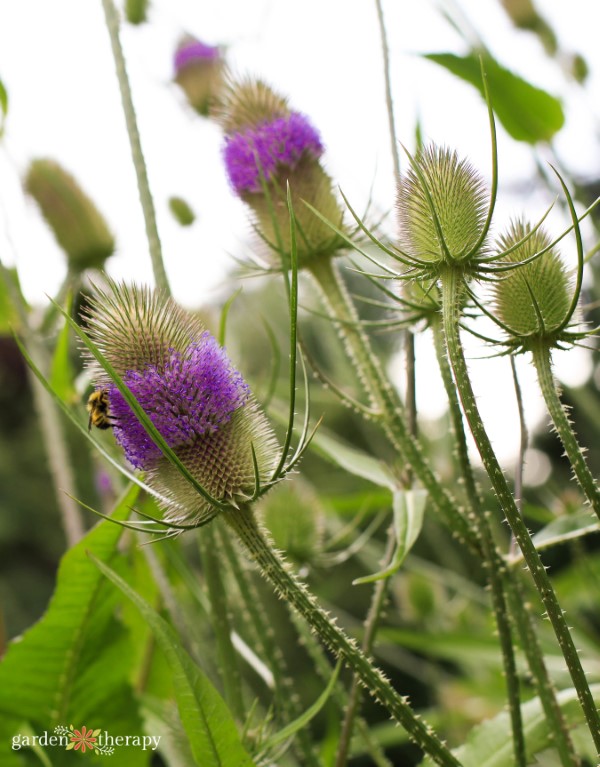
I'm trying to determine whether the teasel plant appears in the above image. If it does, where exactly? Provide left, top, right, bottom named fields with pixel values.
left=210, top=63, right=593, bottom=767
left=22, top=229, right=468, bottom=766
left=333, top=73, right=600, bottom=760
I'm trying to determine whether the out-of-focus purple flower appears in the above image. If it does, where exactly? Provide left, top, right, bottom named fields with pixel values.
left=173, top=36, right=224, bottom=116
left=108, top=333, right=250, bottom=470
left=224, top=112, right=324, bottom=195
left=174, top=40, right=220, bottom=73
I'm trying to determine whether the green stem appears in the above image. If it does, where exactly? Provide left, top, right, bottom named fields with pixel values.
left=532, top=344, right=600, bottom=519
left=441, top=266, right=600, bottom=755
left=100, top=0, right=171, bottom=296
left=217, top=525, right=321, bottom=767
left=224, top=505, right=463, bottom=767
left=335, top=525, right=396, bottom=767
left=198, top=525, right=244, bottom=721
left=307, top=257, right=476, bottom=551
left=432, top=319, right=526, bottom=767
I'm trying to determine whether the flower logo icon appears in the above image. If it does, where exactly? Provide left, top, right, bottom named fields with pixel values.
left=67, top=725, right=100, bottom=753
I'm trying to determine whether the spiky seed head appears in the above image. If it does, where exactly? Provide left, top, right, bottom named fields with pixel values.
left=83, top=280, right=279, bottom=525
left=397, top=145, right=489, bottom=270
left=173, top=36, right=225, bottom=116
left=214, top=77, right=291, bottom=134
left=492, top=219, right=573, bottom=347
left=25, top=159, right=115, bottom=272
left=217, top=78, right=346, bottom=269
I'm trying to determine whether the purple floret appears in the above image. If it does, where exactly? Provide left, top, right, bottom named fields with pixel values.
left=223, top=111, right=324, bottom=195
left=174, top=40, right=220, bottom=72
left=108, top=333, right=250, bottom=470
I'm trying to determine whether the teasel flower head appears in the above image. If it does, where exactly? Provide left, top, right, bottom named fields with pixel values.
left=25, top=159, right=115, bottom=272
left=396, top=144, right=490, bottom=279
left=173, top=36, right=225, bottom=116
left=83, top=280, right=279, bottom=525
left=490, top=218, right=581, bottom=352
left=217, top=77, right=347, bottom=269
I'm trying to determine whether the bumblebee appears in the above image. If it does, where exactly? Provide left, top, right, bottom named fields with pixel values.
left=87, top=388, right=112, bottom=431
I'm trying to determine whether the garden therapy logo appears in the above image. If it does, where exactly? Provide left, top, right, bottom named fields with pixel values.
left=54, top=725, right=113, bottom=756
left=11, top=725, right=161, bottom=755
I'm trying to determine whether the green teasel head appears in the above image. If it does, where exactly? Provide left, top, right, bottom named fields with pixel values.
left=217, top=77, right=347, bottom=270
left=491, top=219, right=579, bottom=352
left=25, top=159, right=115, bottom=273
left=82, top=280, right=280, bottom=527
left=396, top=144, right=490, bottom=277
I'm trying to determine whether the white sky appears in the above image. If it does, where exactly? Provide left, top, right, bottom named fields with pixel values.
left=0, top=0, right=598, bottom=466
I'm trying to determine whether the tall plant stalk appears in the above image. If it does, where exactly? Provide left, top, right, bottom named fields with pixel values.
left=532, top=343, right=600, bottom=518
left=440, top=266, right=600, bottom=755
left=307, top=257, right=476, bottom=549
left=432, top=319, right=577, bottom=767
left=100, top=0, right=171, bottom=296
left=225, top=504, right=463, bottom=767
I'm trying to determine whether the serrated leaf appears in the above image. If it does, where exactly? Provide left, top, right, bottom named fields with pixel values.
left=311, top=430, right=398, bottom=491
left=354, top=490, right=427, bottom=585
left=0, top=485, right=147, bottom=767
left=421, top=685, right=600, bottom=767
left=91, top=555, right=257, bottom=767
left=424, top=52, right=564, bottom=143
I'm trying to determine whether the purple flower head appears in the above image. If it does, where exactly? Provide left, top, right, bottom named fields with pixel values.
left=108, top=332, right=250, bottom=470
left=174, top=39, right=220, bottom=73
left=223, top=111, right=324, bottom=195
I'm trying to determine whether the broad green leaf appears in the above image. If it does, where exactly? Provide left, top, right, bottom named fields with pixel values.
left=424, top=52, right=564, bottom=143
left=0, top=485, right=146, bottom=767
left=311, top=430, right=398, bottom=491
left=421, top=685, right=600, bottom=767
left=353, top=490, right=427, bottom=585
left=91, top=555, right=257, bottom=767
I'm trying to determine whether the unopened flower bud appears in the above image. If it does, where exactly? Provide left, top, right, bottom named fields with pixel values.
left=125, top=0, right=149, bottom=25
left=492, top=219, right=572, bottom=348
left=25, top=159, right=115, bottom=272
left=218, top=78, right=346, bottom=268
left=168, top=196, right=195, bottom=227
left=397, top=145, right=489, bottom=271
left=83, top=281, right=279, bottom=525
left=173, top=36, right=224, bottom=116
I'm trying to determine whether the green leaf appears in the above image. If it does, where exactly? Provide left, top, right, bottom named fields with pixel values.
left=261, top=659, right=342, bottom=752
left=421, top=685, right=600, bottom=767
left=49, top=297, right=75, bottom=401
left=0, top=77, right=7, bottom=135
left=423, top=52, right=564, bottom=143
left=0, top=485, right=147, bottom=767
left=532, top=510, right=599, bottom=550
left=90, top=555, right=257, bottom=767
left=0, top=265, right=24, bottom=332
left=311, top=430, right=398, bottom=491
left=353, top=490, right=427, bottom=585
